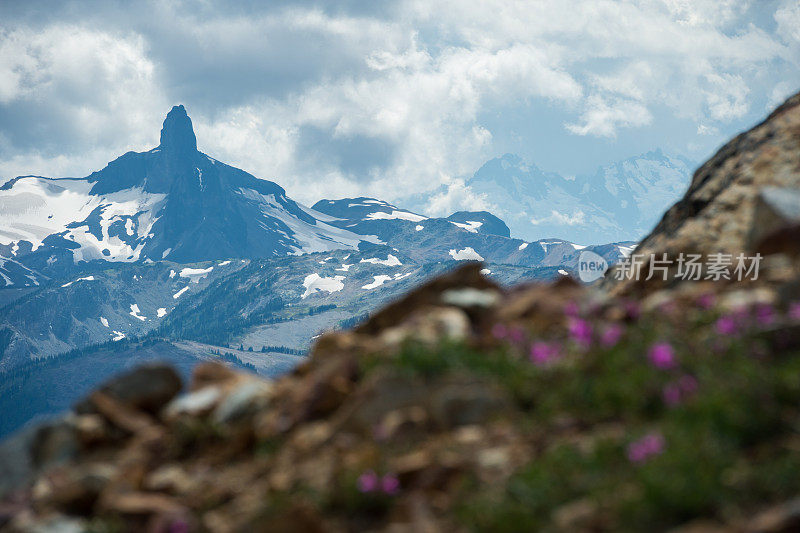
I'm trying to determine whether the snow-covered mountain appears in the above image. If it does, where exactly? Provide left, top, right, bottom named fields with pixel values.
left=0, top=105, right=372, bottom=287
left=405, top=151, right=693, bottom=244
left=0, top=105, right=638, bottom=382
left=312, top=197, right=634, bottom=268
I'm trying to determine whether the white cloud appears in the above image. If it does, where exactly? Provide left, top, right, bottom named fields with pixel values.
left=0, top=1, right=796, bottom=203
left=423, top=178, right=494, bottom=217
left=767, top=81, right=797, bottom=111
left=702, top=73, right=750, bottom=121
left=531, top=210, right=587, bottom=227
left=565, top=96, right=653, bottom=138
left=0, top=25, right=167, bottom=178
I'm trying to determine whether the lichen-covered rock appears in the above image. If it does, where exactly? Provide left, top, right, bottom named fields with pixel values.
left=610, top=91, right=800, bottom=296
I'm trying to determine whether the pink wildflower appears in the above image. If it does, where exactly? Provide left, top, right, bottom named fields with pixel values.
left=357, top=470, right=379, bottom=493
left=678, top=375, right=698, bottom=395
left=648, top=342, right=676, bottom=369
left=662, top=383, right=682, bottom=407
left=600, top=324, right=623, bottom=347
left=624, top=301, right=641, bottom=320
left=627, top=432, right=665, bottom=464
left=381, top=474, right=400, bottom=495
left=568, top=318, right=592, bottom=348
left=508, top=327, right=526, bottom=344
left=696, top=293, right=716, bottom=310
left=789, top=302, right=800, bottom=321
left=169, top=520, right=190, bottom=533
left=714, top=316, right=737, bottom=336
left=530, top=341, right=560, bottom=365
left=754, top=304, right=775, bottom=326
left=491, top=323, right=508, bottom=340
left=662, top=375, right=698, bottom=407
left=372, top=423, right=389, bottom=442
left=564, top=301, right=580, bottom=318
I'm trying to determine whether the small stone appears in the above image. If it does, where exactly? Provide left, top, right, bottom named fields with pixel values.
left=164, top=386, right=222, bottom=419
left=99, top=491, right=186, bottom=516
left=748, top=497, right=800, bottom=532
left=429, top=379, right=510, bottom=429
left=749, top=187, right=800, bottom=249
left=69, top=414, right=109, bottom=447
left=144, top=464, right=194, bottom=494
left=30, top=421, right=79, bottom=470
left=87, top=391, right=155, bottom=434
left=190, top=361, right=239, bottom=391
left=552, top=498, right=599, bottom=531
left=213, top=380, right=272, bottom=425
left=36, top=463, right=116, bottom=515
left=75, top=364, right=182, bottom=415
left=441, top=287, right=501, bottom=308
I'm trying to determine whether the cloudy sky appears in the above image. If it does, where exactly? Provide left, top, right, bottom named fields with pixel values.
left=0, top=0, right=798, bottom=211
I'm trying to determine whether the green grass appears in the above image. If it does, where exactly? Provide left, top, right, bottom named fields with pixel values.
left=371, top=303, right=800, bottom=530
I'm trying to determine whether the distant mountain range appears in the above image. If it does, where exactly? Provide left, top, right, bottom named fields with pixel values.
left=404, top=150, right=693, bottom=244
left=0, top=105, right=652, bottom=435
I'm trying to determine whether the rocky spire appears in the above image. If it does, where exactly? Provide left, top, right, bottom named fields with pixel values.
left=158, top=105, right=197, bottom=154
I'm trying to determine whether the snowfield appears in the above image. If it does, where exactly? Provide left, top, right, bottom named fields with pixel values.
left=0, top=177, right=166, bottom=262
left=449, top=247, right=484, bottom=261
left=179, top=266, right=213, bottom=282
left=365, top=210, right=427, bottom=223
left=129, top=304, right=146, bottom=321
left=173, top=286, right=189, bottom=299
left=450, top=220, right=483, bottom=233
left=302, top=273, right=345, bottom=299
left=362, top=275, right=392, bottom=290
left=360, top=254, right=402, bottom=267
left=61, top=275, right=95, bottom=288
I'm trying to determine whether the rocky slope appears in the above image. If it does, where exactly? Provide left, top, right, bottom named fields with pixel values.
left=2, top=94, right=799, bottom=532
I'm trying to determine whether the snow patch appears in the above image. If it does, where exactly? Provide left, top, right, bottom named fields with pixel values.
left=129, top=304, right=146, bottom=321
left=336, top=264, right=353, bottom=272
left=365, top=210, right=427, bottom=222
left=218, top=260, right=231, bottom=266
left=157, top=307, right=167, bottom=317
left=360, top=254, right=402, bottom=267
left=61, top=275, right=95, bottom=288
left=362, top=275, right=392, bottom=290
left=449, top=247, right=484, bottom=261
left=450, top=220, right=483, bottom=233
left=302, top=273, right=345, bottom=298
left=415, top=225, right=424, bottom=231
left=100, top=317, right=109, bottom=328
left=112, top=331, right=126, bottom=341
left=518, top=242, right=528, bottom=251
left=173, top=286, right=189, bottom=299
left=480, top=268, right=492, bottom=275
left=179, top=266, right=213, bottom=283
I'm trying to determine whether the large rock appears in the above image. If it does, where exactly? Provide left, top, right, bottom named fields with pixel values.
left=611, top=91, right=800, bottom=295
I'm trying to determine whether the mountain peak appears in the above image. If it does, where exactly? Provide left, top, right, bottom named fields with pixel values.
left=159, top=105, right=197, bottom=154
